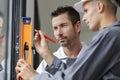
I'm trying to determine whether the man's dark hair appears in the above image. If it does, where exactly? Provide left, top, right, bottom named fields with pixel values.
left=51, top=6, right=80, bottom=26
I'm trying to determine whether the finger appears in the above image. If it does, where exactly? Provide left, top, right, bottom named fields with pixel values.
left=16, top=59, right=28, bottom=73
left=16, top=59, right=24, bottom=67
left=34, top=30, right=40, bottom=37
left=17, top=73, right=23, bottom=80
left=39, top=30, right=46, bottom=40
left=34, top=34, right=40, bottom=40
left=15, top=66, right=22, bottom=74
left=34, top=33, right=41, bottom=41
left=18, top=59, right=28, bottom=65
left=19, top=59, right=27, bottom=64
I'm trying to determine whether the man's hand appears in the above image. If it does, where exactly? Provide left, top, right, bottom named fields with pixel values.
left=34, top=30, right=54, bottom=66
left=15, top=59, right=37, bottom=80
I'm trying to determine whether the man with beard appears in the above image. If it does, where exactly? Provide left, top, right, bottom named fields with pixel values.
left=36, top=6, right=87, bottom=75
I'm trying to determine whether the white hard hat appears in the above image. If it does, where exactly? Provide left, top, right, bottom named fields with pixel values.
left=74, top=0, right=91, bottom=13
left=74, top=0, right=120, bottom=13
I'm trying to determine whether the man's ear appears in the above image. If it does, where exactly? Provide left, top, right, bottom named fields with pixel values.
left=75, top=21, right=81, bottom=33
left=97, top=1, right=104, bottom=13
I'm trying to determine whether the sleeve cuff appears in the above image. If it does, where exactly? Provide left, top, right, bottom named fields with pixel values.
left=45, top=56, right=66, bottom=75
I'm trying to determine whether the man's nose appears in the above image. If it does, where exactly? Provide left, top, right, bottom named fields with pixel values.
left=82, top=15, right=87, bottom=22
left=57, top=28, right=63, bottom=36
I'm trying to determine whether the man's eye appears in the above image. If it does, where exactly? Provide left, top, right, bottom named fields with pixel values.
left=53, top=27, right=57, bottom=30
left=84, top=9, right=87, bottom=13
left=61, top=24, right=67, bottom=27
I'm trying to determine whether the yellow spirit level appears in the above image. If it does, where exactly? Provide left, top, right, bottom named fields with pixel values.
left=19, top=17, right=33, bottom=80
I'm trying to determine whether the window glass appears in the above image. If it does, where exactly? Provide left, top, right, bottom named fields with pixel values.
left=0, top=0, right=9, bottom=80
